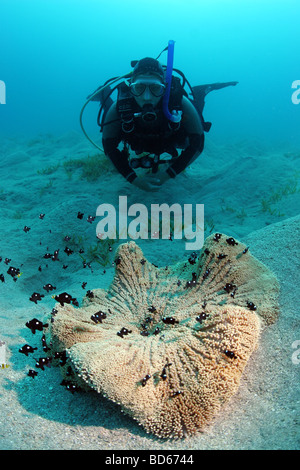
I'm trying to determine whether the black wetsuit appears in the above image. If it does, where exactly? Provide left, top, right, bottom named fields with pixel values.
left=102, top=99, right=204, bottom=183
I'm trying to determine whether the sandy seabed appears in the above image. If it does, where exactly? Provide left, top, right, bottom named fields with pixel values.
left=0, top=132, right=299, bottom=450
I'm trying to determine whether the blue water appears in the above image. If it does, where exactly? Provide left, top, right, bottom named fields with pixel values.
left=1, top=0, right=299, bottom=145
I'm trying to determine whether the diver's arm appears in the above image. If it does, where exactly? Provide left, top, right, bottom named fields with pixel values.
left=166, top=96, right=204, bottom=178
left=102, top=102, right=137, bottom=183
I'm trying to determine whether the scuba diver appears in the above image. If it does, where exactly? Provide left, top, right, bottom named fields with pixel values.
left=80, top=40, right=238, bottom=191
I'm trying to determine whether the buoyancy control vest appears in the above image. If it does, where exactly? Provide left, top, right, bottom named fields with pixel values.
left=115, top=76, right=188, bottom=156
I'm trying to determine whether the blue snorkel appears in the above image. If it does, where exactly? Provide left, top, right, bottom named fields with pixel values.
left=163, top=40, right=182, bottom=123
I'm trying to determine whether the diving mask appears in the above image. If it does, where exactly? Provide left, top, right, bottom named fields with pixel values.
left=129, top=79, right=166, bottom=97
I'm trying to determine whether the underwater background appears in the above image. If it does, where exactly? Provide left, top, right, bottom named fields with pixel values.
left=1, top=0, right=300, bottom=146
left=0, top=0, right=299, bottom=450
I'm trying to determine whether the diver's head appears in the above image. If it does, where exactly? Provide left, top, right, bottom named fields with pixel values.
left=129, top=58, right=166, bottom=112
left=132, top=57, right=165, bottom=81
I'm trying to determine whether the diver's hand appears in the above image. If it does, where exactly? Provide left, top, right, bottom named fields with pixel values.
left=131, top=175, right=161, bottom=192
left=152, top=170, right=171, bottom=186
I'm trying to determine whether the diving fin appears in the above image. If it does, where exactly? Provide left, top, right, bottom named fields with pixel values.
left=87, top=84, right=114, bottom=106
left=191, top=81, right=238, bottom=132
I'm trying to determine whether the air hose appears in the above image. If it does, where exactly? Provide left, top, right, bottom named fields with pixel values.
left=79, top=72, right=132, bottom=152
left=80, top=41, right=181, bottom=150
